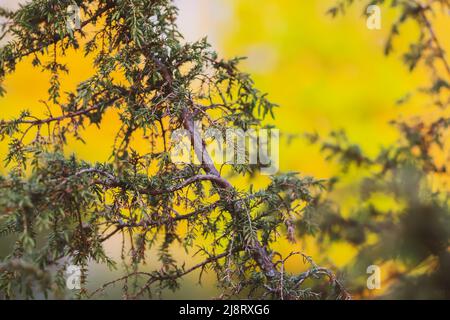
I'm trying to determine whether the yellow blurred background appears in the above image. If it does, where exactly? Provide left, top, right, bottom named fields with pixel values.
left=0, top=0, right=448, bottom=299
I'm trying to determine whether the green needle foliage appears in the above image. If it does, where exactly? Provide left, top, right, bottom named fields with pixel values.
left=0, top=1, right=349, bottom=299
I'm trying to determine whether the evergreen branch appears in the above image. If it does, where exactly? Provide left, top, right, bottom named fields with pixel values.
left=1, top=97, right=120, bottom=127
left=74, top=168, right=232, bottom=195
left=131, top=251, right=231, bottom=299
left=4, top=1, right=114, bottom=64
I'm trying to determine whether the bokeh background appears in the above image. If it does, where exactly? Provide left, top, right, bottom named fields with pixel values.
left=0, top=0, right=448, bottom=299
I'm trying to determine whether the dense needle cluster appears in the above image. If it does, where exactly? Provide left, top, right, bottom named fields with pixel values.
left=0, top=0, right=349, bottom=299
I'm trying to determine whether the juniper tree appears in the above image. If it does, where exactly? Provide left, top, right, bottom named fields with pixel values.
left=306, top=0, right=450, bottom=298
left=0, top=1, right=350, bottom=299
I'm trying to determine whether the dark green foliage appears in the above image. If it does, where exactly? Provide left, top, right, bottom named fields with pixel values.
left=0, top=0, right=347, bottom=299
